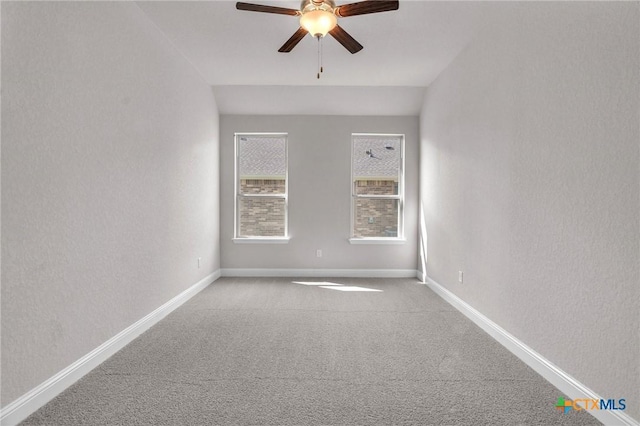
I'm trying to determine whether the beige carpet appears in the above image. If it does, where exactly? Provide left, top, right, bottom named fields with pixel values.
left=22, top=277, right=601, bottom=425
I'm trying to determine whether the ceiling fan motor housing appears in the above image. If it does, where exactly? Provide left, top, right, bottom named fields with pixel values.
left=302, top=0, right=336, bottom=13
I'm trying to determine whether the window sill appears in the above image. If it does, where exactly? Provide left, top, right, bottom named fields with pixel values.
left=348, top=238, right=406, bottom=245
left=233, top=237, right=290, bottom=244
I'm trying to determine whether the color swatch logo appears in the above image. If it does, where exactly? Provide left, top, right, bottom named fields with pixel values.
left=556, top=397, right=573, bottom=413
left=555, top=397, right=626, bottom=414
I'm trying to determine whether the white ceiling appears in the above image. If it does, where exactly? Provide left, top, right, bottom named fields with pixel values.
left=136, top=0, right=497, bottom=115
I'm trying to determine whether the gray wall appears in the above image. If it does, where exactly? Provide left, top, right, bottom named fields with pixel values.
left=420, top=2, right=639, bottom=420
left=220, top=115, right=419, bottom=272
left=1, top=2, right=220, bottom=406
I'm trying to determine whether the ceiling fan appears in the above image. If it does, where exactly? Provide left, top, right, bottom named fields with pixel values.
left=236, top=0, right=399, bottom=55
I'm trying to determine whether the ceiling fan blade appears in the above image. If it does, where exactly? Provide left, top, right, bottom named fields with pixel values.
left=335, top=0, right=399, bottom=17
left=236, top=2, right=299, bottom=16
left=278, top=27, right=308, bottom=52
left=328, top=25, right=363, bottom=54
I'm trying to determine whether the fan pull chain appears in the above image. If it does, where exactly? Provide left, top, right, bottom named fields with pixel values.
left=320, top=37, right=324, bottom=74
left=316, top=36, right=324, bottom=79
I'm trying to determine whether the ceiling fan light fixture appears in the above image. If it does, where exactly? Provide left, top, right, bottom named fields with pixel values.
left=300, top=9, right=337, bottom=37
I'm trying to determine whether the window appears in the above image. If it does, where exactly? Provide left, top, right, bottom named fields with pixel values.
left=350, top=134, right=404, bottom=242
left=234, top=133, right=288, bottom=241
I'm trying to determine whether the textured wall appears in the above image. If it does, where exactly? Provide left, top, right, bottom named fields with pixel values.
left=1, top=2, right=220, bottom=406
left=420, top=2, right=639, bottom=421
left=220, top=115, right=418, bottom=271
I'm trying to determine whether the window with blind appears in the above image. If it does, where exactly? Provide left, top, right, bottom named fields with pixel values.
left=350, top=134, right=404, bottom=242
left=234, top=133, right=288, bottom=241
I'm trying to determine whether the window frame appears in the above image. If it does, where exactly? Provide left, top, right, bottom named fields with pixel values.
left=233, top=132, right=289, bottom=243
left=349, top=133, right=405, bottom=244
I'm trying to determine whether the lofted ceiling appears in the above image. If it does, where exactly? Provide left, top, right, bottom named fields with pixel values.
left=136, top=1, right=498, bottom=115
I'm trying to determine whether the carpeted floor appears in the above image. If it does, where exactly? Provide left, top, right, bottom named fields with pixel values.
left=22, top=277, right=600, bottom=425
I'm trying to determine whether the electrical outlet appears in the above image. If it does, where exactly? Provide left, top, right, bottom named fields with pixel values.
left=458, top=271, right=463, bottom=283
left=198, top=257, right=202, bottom=268
left=316, top=249, right=322, bottom=258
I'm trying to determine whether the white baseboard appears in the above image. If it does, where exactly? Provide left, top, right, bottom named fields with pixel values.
left=221, top=268, right=419, bottom=278
left=424, top=276, right=638, bottom=426
left=0, top=270, right=221, bottom=426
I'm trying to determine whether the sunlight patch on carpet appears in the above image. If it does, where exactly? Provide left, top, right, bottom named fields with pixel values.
left=318, top=286, right=383, bottom=292
left=292, top=281, right=382, bottom=292
left=292, top=281, right=344, bottom=286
